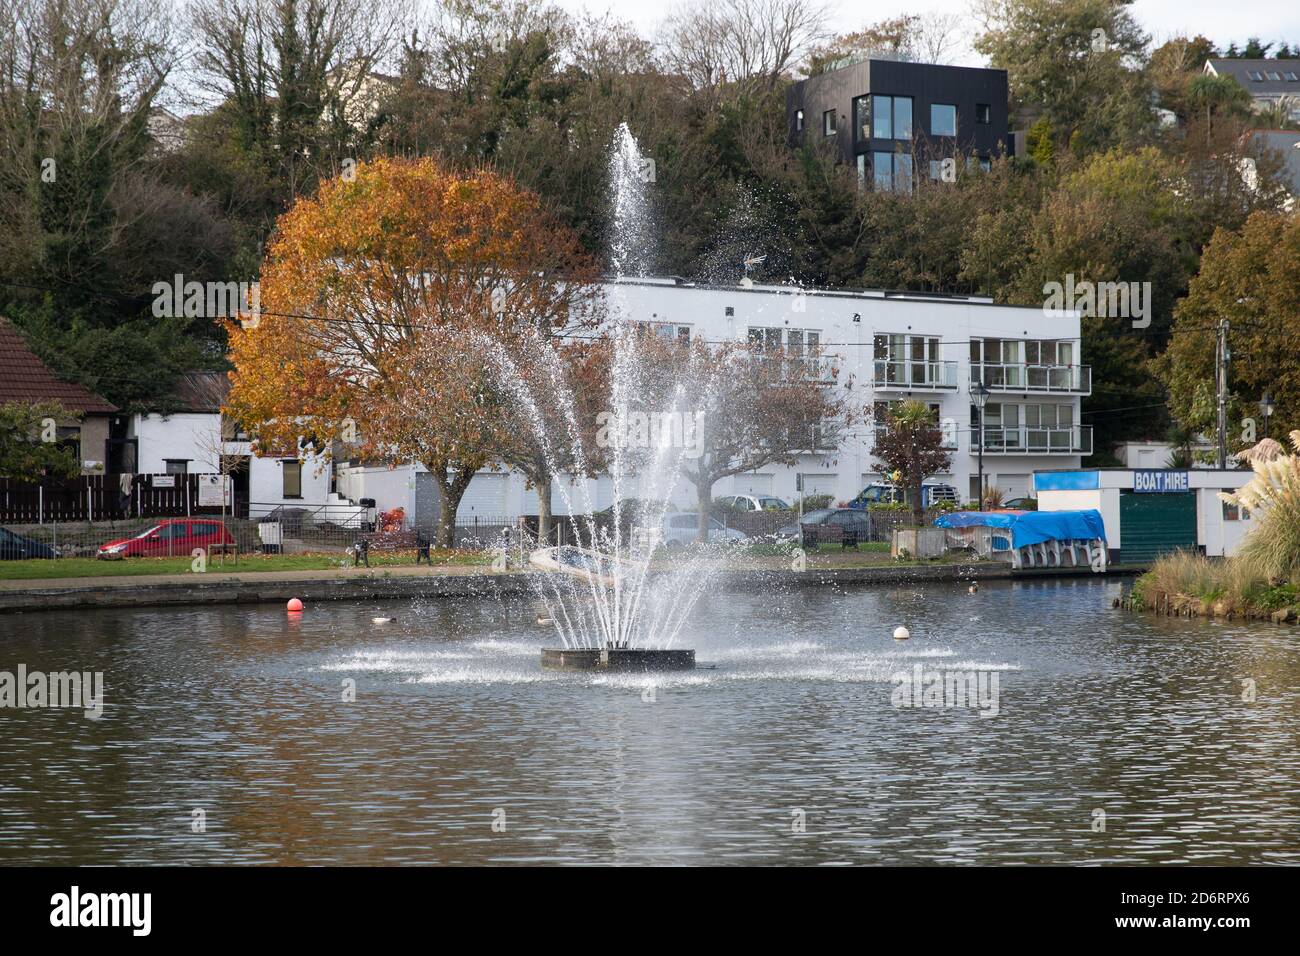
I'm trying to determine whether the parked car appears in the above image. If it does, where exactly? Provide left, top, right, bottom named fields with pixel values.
left=637, top=512, right=748, bottom=551
left=847, top=482, right=959, bottom=509
left=775, top=508, right=873, bottom=545
left=97, top=519, right=237, bottom=559
left=0, top=526, right=57, bottom=560
left=1003, top=497, right=1037, bottom=511
left=715, top=494, right=791, bottom=513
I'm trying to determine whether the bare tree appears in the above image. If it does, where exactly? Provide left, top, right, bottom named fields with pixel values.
left=0, top=0, right=178, bottom=273
left=658, top=0, right=828, bottom=95
left=186, top=0, right=406, bottom=190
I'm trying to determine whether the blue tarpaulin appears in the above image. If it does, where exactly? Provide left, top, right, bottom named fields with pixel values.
left=934, top=509, right=1107, bottom=549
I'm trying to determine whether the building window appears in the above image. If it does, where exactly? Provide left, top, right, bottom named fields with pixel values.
left=822, top=109, right=836, bottom=136
left=873, top=152, right=912, bottom=193
left=930, top=103, right=957, bottom=137
left=282, top=460, right=302, bottom=499
left=747, top=327, right=784, bottom=352
left=853, top=96, right=870, bottom=142
left=1285, top=72, right=1299, bottom=82
left=975, top=103, right=991, bottom=125
left=795, top=109, right=804, bottom=132
left=1247, top=71, right=1264, bottom=82
left=856, top=153, right=867, bottom=186
left=164, top=459, right=188, bottom=475
left=872, top=95, right=913, bottom=140
left=637, top=321, right=691, bottom=342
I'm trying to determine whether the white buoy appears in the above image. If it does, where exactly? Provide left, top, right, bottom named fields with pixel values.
left=372, top=617, right=396, bottom=624
left=893, top=626, right=910, bottom=641
left=537, top=616, right=554, bottom=626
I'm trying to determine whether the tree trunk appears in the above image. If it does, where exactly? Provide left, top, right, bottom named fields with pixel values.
left=911, top=480, right=925, bottom=524
left=536, top=475, right=553, bottom=546
left=697, top=480, right=712, bottom=543
left=432, top=464, right=476, bottom=549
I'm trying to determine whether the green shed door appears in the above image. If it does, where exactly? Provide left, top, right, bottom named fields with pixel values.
left=1119, top=491, right=1197, bottom=563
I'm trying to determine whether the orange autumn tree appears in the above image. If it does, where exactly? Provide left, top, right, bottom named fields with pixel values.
left=225, top=157, right=601, bottom=547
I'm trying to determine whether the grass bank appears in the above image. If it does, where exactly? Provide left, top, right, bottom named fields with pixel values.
left=0, top=550, right=491, bottom=580
left=1127, top=551, right=1300, bottom=623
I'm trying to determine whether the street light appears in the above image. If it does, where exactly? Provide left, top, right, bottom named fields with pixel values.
left=972, top=381, right=990, bottom=510
left=1259, top=391, right=1275, bottom=440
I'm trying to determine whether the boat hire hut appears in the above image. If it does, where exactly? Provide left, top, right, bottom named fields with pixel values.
left=1033, top=468, right=1255, bottom=565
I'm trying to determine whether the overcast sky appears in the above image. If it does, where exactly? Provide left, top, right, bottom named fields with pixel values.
left=553, top=0, right=1300, bottom=64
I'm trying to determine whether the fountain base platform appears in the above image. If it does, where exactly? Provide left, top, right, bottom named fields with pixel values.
left=541, top=648, right=696, bottom=671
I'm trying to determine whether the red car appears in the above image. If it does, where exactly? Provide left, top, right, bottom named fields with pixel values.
left=97, top=519, right=236, bottom=559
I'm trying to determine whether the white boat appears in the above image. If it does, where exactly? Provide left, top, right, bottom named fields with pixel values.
left=528, top=546, right=629, bottom=587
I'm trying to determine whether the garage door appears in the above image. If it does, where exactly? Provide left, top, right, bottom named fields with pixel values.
left=802, top=474, right=837, bottom=497
left=735, top=473, right=773, bottom=496
left=999, top=473, right=1030, bottom=500
left=456, top=472, right=508, bottom=519
left=1119, top=491, right=1196, bottom=563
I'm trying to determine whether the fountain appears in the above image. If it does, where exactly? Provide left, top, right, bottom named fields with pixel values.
left=483, top=123, right=719, bottom=671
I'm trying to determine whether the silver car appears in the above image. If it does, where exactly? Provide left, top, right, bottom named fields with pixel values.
left=636, top=512, right=749, bottom=551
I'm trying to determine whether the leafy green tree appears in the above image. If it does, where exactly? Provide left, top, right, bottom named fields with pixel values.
left=975, top=0, right=1155, bottom=156
left=1155, top=212, right=1300, bottom=448
left=0, top=401, right=80, bottom=481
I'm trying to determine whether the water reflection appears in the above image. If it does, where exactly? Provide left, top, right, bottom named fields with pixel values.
left=1, top=579, right=1297, bottom=864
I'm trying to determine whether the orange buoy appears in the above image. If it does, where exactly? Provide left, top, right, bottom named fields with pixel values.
left=287, top=598, right=304, bottom=612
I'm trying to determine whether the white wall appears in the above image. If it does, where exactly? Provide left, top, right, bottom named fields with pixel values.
left=248, top=443, right=331, bottom=518
left=132, top=412, right=224, bottom=472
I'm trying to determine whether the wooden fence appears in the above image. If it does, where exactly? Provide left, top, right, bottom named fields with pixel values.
left=0, top=474, right=240, bottom=523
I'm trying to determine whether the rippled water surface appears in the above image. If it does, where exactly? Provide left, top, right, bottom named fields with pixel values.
left=2, top=578, right=1298, bottom=865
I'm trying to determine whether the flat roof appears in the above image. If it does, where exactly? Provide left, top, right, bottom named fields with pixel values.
left=605, top=277, right=1066, bottom=313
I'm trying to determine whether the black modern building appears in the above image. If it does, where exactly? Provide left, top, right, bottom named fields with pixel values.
left=787, top=58, right=1010, bottom=191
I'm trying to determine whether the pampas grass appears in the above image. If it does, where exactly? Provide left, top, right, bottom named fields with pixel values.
left=1219, top=429, right=1300, bottom=584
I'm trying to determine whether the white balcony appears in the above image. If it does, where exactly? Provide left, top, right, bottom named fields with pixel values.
left=871, top=359, right=959, bottom=391
left=972, top=363, right=1091, bottom=395
left=973, top=425, right=1092, bottom=456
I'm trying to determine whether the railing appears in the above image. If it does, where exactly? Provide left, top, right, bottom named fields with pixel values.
left=756, top=352, right=842, bottom=382
left=872, top=359, right=959, bottom=390
left=973, top=425, right=1092, bottom=455
left=874, top=423, right=959, bottom=450
left=972, top=363, right=1091, bottom=394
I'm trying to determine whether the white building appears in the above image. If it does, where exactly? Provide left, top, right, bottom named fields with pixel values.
left=338, top=278, right=1090, bottom=523
left=129, top=371, right=336, bottom=520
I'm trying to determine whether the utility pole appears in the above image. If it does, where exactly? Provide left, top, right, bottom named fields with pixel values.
left=1216, top=318, right=1229, bottom=470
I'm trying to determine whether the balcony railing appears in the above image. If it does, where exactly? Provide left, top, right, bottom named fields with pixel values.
left=872, top=359, right=959, bottom=390
left=972, top=363, right=1091, bottom=395
left=756, top=353, right=841, bottom=383
left=873, top=423, right=959, bottom=451
left=973, top=425, right=1092, bottom=455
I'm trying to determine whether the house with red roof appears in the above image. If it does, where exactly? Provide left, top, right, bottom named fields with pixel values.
left=0, top=317, right=118, bottom=475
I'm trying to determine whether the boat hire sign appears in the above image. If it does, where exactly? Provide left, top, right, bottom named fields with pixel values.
left=1134, top=470, right=1190, bottom=493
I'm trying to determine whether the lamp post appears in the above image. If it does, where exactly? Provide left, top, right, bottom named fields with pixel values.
left=972, top=381, right=989, bottom=509
left=1259, top=391, right=1275, bottom=441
